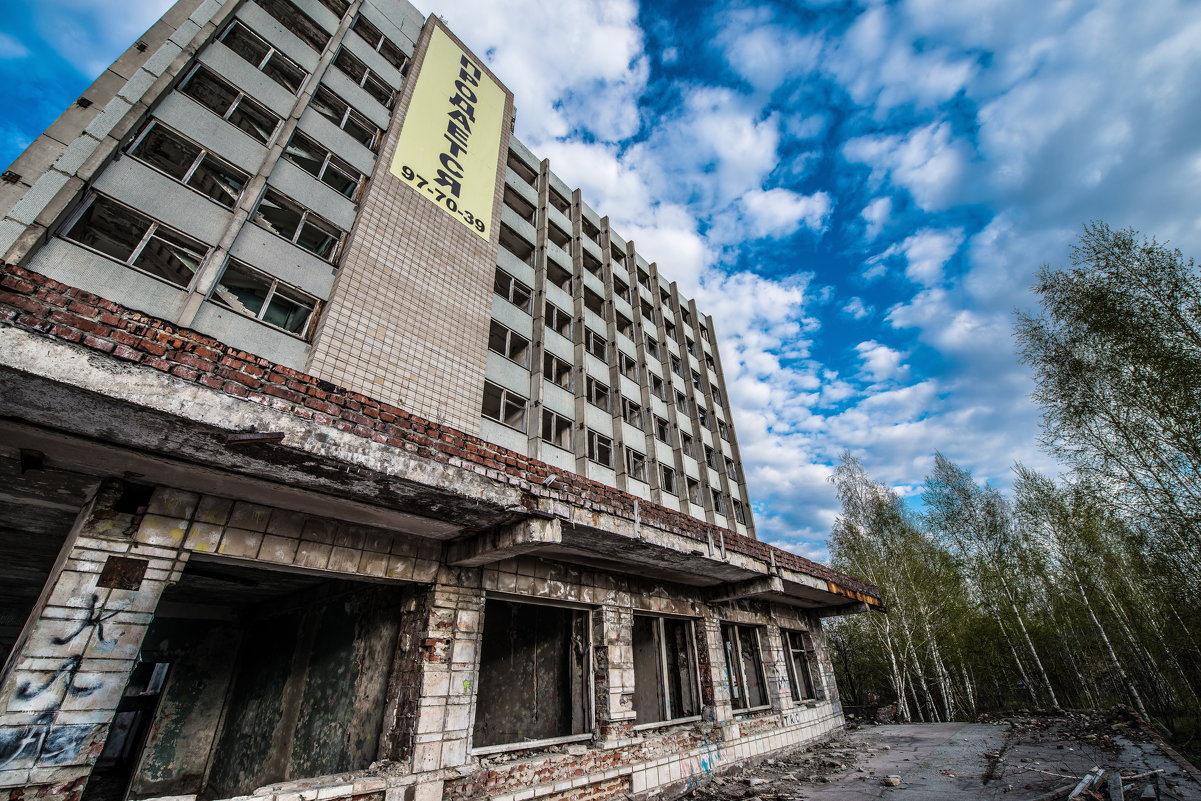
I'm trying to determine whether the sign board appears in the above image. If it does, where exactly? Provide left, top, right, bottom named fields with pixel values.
left=390, top=25, right=505, bottom=241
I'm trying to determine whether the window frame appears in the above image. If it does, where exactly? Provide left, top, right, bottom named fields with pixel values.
left=782, top=630, right=822, bottom=703
left=659, top=464, right=677, bottom=495
left=488, top=320, right=531, bottom=367
left=586, top=429, right=613, bottom=467
left=542, top=352, right=573, bottom=390
left=481, top=381, right=528, bottom=432
left=544, top=301, right=573, bottom=339
left=541, top=408, right=573, bottom=451
left=333, top=46, right=395, bottom=108
left=282, top=130, right=364, bottom=200
left=350, top=13, right=408, bottom=72
left=631, top=614, right=703, bottom=729
left=218, top=20, right=307, bottom=94
left=251, top=188, right=345, bottom=262
left=585, top=376, right=610, bottom=411
left=584, top=327, right=608, bottom=361
left=494, top=267, right=533, bottom=313
left=178, top=64, right=280, bottom=144
left=208, top=258, right=320, bottom=339
left=310, top=85, right=381, bottom=151
left=624, top=447, right=647, bottom=482
left=126, top=121, right=249, bottom=209
left=621, top=397, right=643, bottom=429
left=61, top=193, right=208, bottom=290
left=722, top=623, right=770, bottom=713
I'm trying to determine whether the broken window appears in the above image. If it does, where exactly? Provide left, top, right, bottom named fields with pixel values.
left=697, top=407, right=710, bottom=428
left=660, top=287, right=672, bottom=306
left=544, top=301, right=572, bottom=339
left=252, top=188, right=344, bottom=261
left=542, top=352, right=573, bottom=390
left=585, top=376, right=610, bottom=411
left=644, top=335, right=660, bottom=361
left=503, top=186, right=535, bottom=224
left=618, top=351, right=638, bottom=380
left=548, top=222, right=572, bottom=255
left=680, top=432, right=695, bottom=459
left=473, top=599, right=590, bottom=750
left=710, top=488, right=725, bottom=515
left=637, top=266, right=651, bottom=288
left=586, top=429, right=613, bottom=466
left=660, top=464, right=677, bottom=494
left=317, top=0, right=349, bottom=16
left=310, top=85, right=380, bottom=150
left=692, top=369, right=703, bottom=390
left=179, top=65, right=280, bottom=143
left=542, top=409, right=572, bottom=450
left=609, top=243, right=625, bottom=267
left=704, top=445, right=717, bottom=470
left=647, top=375, right=664, bottom=402
left=622, top=397, right=642, bottom=429
left=333, top=48, right=394, bottom=107
left=583, top=286, right=605, bottom=316
left=616, top=312, right=634, bottom=339
left=283, top=131, right=363, bottom=199
left=257, top=0, right=331, bottom=50
left=129, top=122, right=248, bottom=208
left=664, top=320, right=676, bottom=340
left=494, top=267, right=533, bottom=313
left=210, top=259, right=318, bottom=337
left=612, top=275, right=630, bottom=303
left=548, top=188, right=570, bottom=214
left=482, top=381, right=527, bottom=430
left=671, top=355, right=683, bottom=376
left=488, top=321, right=530, bottom=367
left=654, top=416, right=671, bottom=443
left=719, top=421, right=731, bottom=441
left=733, top=499, right=748, bottom=525
left=546, top=259, right=572, bottom=291
left=681, top=308, right=692, bottom=326
left=632, top=616, right=700, bottom=726
left=686, top=477, right=702, bottom=505
left=581, top=217, right=600, bottom=244
left=64, top=194, right=206, bottom=288
left=624, top=447, right=646, bottom=481
left=351, top=14, right=408, bottom=72
left=499, top=223, right=535, bottom=265
left=219, top=21, right=307, bottom=93
left=726, top=457, right=739, bottom=482
left=507, top=151, right=538, bottom=186
left=640, top=298, right=655, bottom=323
left=782, top=630, right=821, bottom=702
left=584, top=328, right=607, bottom=361
left=675, top=391, right=689, bottom=415
left=582, top=251, right=603, bottom=278
left=722, top=624, right=768, bottom=711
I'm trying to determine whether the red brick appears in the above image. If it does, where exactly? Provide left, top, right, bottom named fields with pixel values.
left=82, top=335, right=115, bottom=353
left=112, top=345, right=142, bottom=362
left=170, top=365, right=199, bottom=381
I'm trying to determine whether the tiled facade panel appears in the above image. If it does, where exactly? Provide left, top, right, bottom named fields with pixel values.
left=307, top=22, right=514, bottom=433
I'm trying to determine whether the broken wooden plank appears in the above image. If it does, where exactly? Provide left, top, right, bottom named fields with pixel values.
left=1068, top=767, right=1106, bottom=800
left=1108, top=771, right=1125, bottom=801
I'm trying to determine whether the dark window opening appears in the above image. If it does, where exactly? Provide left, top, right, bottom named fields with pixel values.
left=482, top=381, right=527, bottom=430
left=219, top=20, right=306, bottom=93
left=587, top=429, right=613, bottom=466
left=546, top=259, right=573, bottom=291
left=622, top=397, right=642, bottom=429
left=507, top=152, right=538, bottom=185
left=503, top=186, right=536, bottom=224
left=585, top=377, right=610, bottom=411
left=488, top=321, right=530, bottom=367
left=722, top=624, right=767, bottom=711
left=543, top=352, right=573, bottom=390
left=581, top=217, right=600, bottom=244
left=333, top=47, right=394, bottom=107
left=632, top=616, right=700, bottom=725
left=129, top=122, right=248, bottom=208
left=179, top=65, right=280, bottom=144
left=542, top=409, right=573, bottom=450
left=547, top=223, right=572, bottom=255
left=310, top=85, right=380, bottom=150
left=283, top=131, right=363, bottom=199
left=548, top=188, right=570, bottom=214
left=256, top=0, right=331, bottom=51
left=351, top=14, right=408, bottom=72
left=544, top=301, right=572, bottom=339
left=660, top=464, right=677, bottom=494
left=624, top=447, right=646, bottom=481
left=64, top=195, right=207, bottom=288
left=582, top=251, right=602, bottom=278
left=494, top=267, right=533, bottom=313
left=211, top=259, right=319, bottom=337
left=499, top=223, right=534, bottom=265
left=584, top=328, right=607, bottom=361
left=472, top=599, right=590, bottom=749
left=783, top=630, right=822, bottom=702
left=252, top=189, right=344, bottom=261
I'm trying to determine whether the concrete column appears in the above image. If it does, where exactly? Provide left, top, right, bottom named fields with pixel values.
left=695, top=615, right=737, bottom=741
left=0, top=484, right=191, bottom=799
left=758, top=626, right=792, bottom=712
left=405, top=580, right=485, bottom=774
left=591, top=603, right=635, bottom=747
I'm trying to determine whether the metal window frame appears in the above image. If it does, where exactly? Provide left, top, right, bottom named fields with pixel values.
left=219, top=20, right=308, bottom=93
left=482, top=380, right=528, bottom=432
left=179, top=64, right=280, bottom=143
left=209, top=257, right=319, bottom=339
left=586, top=428, right=613, bottom=466
left=255, top=188, right=345, bottom=262
left=128, top=121, right=249, bottom=209
left=630, top=613, right=703, bottom=730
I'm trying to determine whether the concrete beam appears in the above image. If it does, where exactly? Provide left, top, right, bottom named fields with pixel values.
left=709, top=574, right=784, bottom=602
left=815, top=601, right=872, bottom=618
left=446, top=516, right=562, bottom=567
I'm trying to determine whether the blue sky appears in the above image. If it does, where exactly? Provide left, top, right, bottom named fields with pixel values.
left=4, top=0, right=1201, bottom=560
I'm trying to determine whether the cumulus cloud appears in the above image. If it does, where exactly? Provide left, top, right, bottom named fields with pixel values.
left=854, top=340, right=909, bottom=383
left=740, top=188, right=832, bottom=238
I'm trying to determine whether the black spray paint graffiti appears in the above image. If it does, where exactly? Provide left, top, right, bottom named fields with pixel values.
left=1, top=595, right=118, bottom=770
left=53, top=593, right=119, bottom=646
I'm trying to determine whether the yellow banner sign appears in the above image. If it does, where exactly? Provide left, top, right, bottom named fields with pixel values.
left=390, top=25, right=504, bottom=240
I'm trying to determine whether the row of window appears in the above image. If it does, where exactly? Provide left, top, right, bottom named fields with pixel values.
left=480, top=381, right=746, bottom=520
left=63, top=193, right=320, bottom=332
left=258, top=0, right=408, bottom=75
left=474, top=598, right=821, bottom=750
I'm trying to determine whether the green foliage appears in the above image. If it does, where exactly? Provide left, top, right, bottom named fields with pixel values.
left=829, top=223, right=1201, bottom=744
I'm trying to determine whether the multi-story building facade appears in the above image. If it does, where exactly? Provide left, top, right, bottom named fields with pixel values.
left=0, top=2, right=881, bottom=801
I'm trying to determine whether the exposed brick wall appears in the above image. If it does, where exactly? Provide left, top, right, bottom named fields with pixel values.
left=0, top=263, right=880, bottom=600
left=542, top=776, right=630, bottom=801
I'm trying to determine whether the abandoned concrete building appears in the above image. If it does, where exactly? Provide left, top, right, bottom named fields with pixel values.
left=0, top=1, right=883, bottom=800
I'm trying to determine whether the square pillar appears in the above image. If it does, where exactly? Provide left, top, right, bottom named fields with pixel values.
left=591, top=603, right=635, bottom=747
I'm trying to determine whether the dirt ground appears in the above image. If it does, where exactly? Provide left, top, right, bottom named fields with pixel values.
left=680, top=714, right=1201, bottom=800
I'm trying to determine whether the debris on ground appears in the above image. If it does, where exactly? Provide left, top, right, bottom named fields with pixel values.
left=677, top=712, right=1201, bottom=801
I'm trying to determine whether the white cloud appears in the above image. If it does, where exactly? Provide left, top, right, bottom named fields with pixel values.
left=861, top=196, right=892, bottom=240
left=880, top=228, right=964, bottom=286
left=0, top=33, right=30, bottom=60
left=842, top=122, right=969, bottom=211
left=740, top=188, right=832, bottom=238
left=842, top=297, right=872, bottom=319
left=854, top=340, right=908, bottom=382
